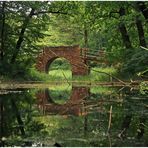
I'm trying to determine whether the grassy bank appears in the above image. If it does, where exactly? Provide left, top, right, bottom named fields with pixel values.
left=28, top=66, right=117, bottom=82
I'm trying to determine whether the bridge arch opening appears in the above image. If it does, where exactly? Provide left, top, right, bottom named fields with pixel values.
left=36, top=86, right=90, bottom=115
left=45, top=57, right=72, bottom=80
left=36, top=46, right=89, bottom=76
left=45, top=84, right=72, bottom=105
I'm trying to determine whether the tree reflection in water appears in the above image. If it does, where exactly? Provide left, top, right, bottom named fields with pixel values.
left=0, top=86, right=147, bottom=146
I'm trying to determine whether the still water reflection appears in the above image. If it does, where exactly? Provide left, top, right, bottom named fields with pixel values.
left=0, top=84, right=148, bottom=147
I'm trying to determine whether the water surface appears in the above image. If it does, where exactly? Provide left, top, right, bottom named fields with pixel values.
left=0, top=84, right=147, bottom=147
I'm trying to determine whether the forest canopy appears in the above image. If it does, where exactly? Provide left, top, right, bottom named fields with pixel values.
left=0, top=1, right=148, bottom=79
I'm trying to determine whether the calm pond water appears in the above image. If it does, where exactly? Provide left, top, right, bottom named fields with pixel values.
left=0, top=84, right=148, bottom=147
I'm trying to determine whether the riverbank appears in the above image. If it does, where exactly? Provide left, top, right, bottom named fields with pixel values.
left=0, top=80, right=145, bottom=90
left=0, top=67, right=117, bottom=82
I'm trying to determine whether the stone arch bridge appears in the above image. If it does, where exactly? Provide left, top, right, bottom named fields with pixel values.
left=36, top=45, right=89, bottom=75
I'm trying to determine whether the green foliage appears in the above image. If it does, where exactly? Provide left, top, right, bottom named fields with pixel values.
left=0, top=1, right=148, bottom=80
left=49, top=84, right=72, bottom=104
left=140, top=81, right=148, bottom=95
left=27, top=66, right=117, bottom=82
left=0, top=60, right=31, bottom=80
left=90, top=86, right=115, bottom=95
left=48, top=58, right=72, bottom=70
left=0, top=2, right=51, bottom=60
left=122, top=48, right=148, bottom=76
left=1, top=81, right=148, bottom=146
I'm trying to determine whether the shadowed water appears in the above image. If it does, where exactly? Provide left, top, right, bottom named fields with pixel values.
left=0, top=84, right=148, bottom=147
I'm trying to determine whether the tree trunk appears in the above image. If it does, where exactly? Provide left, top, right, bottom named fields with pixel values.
left=11, top=8, right=35, bottom=64
left=136, top=116, right=146, bottom=139
left=0, top=99, right=4, bottom=139
left=84, top=115, right=88, bottom=136
left=0, top=100, right=5, bottom=147
left=84, top=24, right=88, bottom=48
left=11, top=98, right=25, bottom=136
left=119, top=115, right=132, bottom=139
left=0, top=2, right=6, bottom=61
left=118, top=7, right=132, bottom=49
left=136, top=2, right=148, bottom=22
left=136, top=16, right=147, bottom=47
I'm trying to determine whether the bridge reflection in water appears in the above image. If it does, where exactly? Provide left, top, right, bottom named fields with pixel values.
left=36, top=87, right=90, bottom=116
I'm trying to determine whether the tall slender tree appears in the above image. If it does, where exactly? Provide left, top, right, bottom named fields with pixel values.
left=11, top=8, right=35, bottom=64
left=118, top=7, right=132, bottom=49
left=0, top=2, right=6, bottom=60
left=135, top=16, right=147, bottom=47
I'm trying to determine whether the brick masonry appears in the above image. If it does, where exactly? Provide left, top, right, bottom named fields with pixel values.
left=36, top=45, right=89, bottom=75
left=36, top=87, right=90, bottom=116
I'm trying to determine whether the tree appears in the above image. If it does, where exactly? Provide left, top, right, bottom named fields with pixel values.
left=0, top=1, right=147, bottom=78
left=136, top=2, right=148, bottom=22
left=0, top=1, right=68, bottom=75
left=118, top=7, right=132, bottom=49
left=10, top=8, right=35, bottom=64
left=0, top=2, right=5, bottom=60
left=135, top=15, right=147, bottom=47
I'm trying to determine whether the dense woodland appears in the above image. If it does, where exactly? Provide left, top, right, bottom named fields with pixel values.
left=0, top=2, right=148, bottom=147
left=0, top=1, right=148, bottom=80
